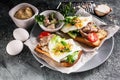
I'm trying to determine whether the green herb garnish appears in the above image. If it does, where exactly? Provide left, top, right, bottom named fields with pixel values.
left=35, top=15, right=45, bottom=24
left=64, top=17, right=75, bottom=25
left=61, top=41, right=67, bottom=46
left=60, top=2, right=75, bottom=17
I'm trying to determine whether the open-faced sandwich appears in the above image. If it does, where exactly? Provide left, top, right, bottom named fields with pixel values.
left=61, top=16, right=108, bottom=47
left=35, top=31, right=83, bottom=67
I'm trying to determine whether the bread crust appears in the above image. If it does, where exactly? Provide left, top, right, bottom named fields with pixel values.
left=74, top=37, right=101, bottom=47
left=34, top=45, right=82, bottom=67
left=74, top=30, right=108, bottom=47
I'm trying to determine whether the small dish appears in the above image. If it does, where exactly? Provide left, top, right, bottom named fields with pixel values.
left=9, top=3, right=39, bottom=28
left=94, top=4, right=112, bottom=17
left=38, top=10, right=64, bottom=32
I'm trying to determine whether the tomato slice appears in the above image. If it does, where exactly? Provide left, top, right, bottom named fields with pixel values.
left=39, top=31, right=51, bottom=38
left=87, top=33, right=98, bottom=42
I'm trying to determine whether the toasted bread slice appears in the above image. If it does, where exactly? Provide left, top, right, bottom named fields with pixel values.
left=97, top=29, right=108, bottom=40
left=34, top=45, right=83, bottom=67
left=74, top=30, right=108, bottom=47
left=74, top=37, right=101, bottom=47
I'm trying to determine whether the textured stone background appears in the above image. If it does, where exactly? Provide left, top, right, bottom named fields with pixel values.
left=0, top=0, right=120, bottom=80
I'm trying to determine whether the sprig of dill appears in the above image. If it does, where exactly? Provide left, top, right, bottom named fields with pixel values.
left=60, top=2, right=75, bottom=17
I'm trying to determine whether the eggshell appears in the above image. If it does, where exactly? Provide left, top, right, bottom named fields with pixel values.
left=6, top=40, right=23, bottom=55
left=13, top=28, right=29, bottom=41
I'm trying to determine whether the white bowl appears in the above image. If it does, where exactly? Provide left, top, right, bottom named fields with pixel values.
left=38, top=10, right=64, bottom=32
left=94, top=4, right=111, bottom=17
left=9, top=3, right=39, bottom=28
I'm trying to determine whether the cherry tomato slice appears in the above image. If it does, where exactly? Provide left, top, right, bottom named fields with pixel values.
left=39, top=31, right=51, bottom=38
left=87, top=33, right=98, bottom=42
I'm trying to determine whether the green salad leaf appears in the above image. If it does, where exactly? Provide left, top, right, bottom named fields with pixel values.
left=50, top=35, right=62, bottom=43
left=64, top=17, right=75, bottom=25
left=68, top=30, right=79, bottom=38
left=50, top=35, right=71, bottom=54
left=66, top=51, right=79, bottom=64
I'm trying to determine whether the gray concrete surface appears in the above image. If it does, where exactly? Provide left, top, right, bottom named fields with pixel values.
left=0, top=0, right=120, bottom=80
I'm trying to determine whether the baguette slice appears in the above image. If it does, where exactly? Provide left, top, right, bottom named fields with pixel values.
left=70, top=30, right=107, bottom=47
left=74, top=37, right=101, bottom=47
left=34, top=45, right=83, bottom=67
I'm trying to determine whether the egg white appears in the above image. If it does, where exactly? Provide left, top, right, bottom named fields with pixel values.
left=48, top=39, right=82, bottom=62
left=61, top=16, right=93, bottom=33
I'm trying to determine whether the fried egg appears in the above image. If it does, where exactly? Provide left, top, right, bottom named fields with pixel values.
left=61, top=16, right=93, bottom=33
left=48, top=35, right=82, bottom=62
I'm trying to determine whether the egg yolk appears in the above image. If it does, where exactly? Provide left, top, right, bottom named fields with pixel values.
left=52, top=41, right=72, bottom=56
left=72, top=17, right=83, bottom=28
left=65, top=23, right=72, bottom=27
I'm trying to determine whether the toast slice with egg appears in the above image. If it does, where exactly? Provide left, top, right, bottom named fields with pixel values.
left=35, top=45, right=82, bottom=67
left=61, top=16, right=108, bottom=47
left=74, top=29, right=108, bottom=47
left=34, top=33, right=83, bottom=67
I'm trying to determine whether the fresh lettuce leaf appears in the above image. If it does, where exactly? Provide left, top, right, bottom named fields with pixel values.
left=64, top=16, right=78, bottom=25
left=62, top=51, right=79, bottom=64
left=68, top=30, right=79, bottom=38
left=50, top=35, right=63, bottom=43
left=50, top=35, right=71, bottom=53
